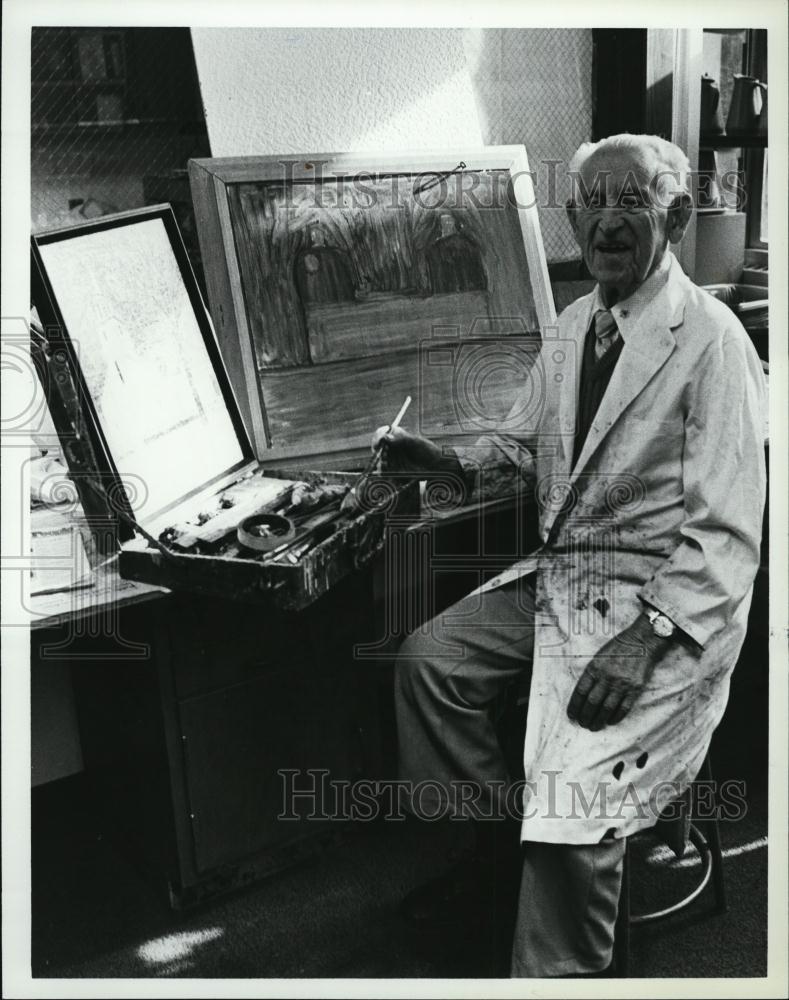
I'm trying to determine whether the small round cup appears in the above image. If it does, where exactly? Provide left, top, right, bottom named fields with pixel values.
left=237, top=513, right=296, bottom=553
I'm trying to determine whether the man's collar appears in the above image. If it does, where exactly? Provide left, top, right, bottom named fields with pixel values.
left=591, top=252, right=674, bottom=340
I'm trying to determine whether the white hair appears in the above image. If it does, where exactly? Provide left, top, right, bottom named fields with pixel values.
left=568, top=133, right=691, bottom=201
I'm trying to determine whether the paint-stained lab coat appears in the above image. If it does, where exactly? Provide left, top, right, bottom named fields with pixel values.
left=456, top=253, right=767, bottom=844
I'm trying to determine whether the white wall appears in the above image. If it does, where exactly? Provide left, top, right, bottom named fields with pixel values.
left=191, top=27, right=592, bottom=262
left=191, top=28, right=483, bottom=155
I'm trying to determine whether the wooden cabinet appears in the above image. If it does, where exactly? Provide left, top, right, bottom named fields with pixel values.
left=31, top=495, right=534, bottom=908
left=62, top=570, right=385, bottom=907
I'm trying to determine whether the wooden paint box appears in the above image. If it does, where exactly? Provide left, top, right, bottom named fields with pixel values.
left=31, top=206, right=416, bottom=611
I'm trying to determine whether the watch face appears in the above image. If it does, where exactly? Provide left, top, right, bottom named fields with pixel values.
left=651, top=614, right=675, bottom=638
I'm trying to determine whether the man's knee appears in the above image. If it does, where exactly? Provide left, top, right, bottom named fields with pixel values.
left=395, top=624, right=459, bottom=704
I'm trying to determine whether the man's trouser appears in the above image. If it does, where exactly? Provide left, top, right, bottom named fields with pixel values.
left=394, top=579, right=625, bottom=977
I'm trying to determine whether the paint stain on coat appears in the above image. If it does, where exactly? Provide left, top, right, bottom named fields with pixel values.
left=612, top=761, right=625, bottom=780
left=636, top=751, right=649, bottom=768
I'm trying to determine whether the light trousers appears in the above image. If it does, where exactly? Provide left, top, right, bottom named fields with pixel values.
left=394, top=579, right=625, bottom=977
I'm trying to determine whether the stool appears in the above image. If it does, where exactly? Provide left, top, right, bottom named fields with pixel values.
left=613, top=754, right=727, bottom=977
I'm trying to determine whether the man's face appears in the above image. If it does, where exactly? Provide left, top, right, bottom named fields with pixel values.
left=568, top=149, right=687, bottom=303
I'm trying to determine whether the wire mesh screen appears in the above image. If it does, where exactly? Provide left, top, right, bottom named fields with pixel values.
left=464, top=29, right=593, bottom=263
left=31, top=27, right=211, bottom=288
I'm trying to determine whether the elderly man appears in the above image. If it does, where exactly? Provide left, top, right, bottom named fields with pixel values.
left=372, top=133, right=766, bottom=976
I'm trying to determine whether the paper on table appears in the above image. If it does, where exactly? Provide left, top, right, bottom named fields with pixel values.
left=30, top=523, right=93, bottom=596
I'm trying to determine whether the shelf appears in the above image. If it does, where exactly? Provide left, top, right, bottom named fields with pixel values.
left=700, top=134, right=767, bottom=149
left=32, top=118, right=207, bottom=132
left=33, top=79, right=126, bottom=86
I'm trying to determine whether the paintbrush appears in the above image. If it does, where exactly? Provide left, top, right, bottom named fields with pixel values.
left=260, top=502, right=345, bottom=564
left=343, top=395, right=412, bottom=510
left=266, top=396, right=413, bottom=563
left=79, top=474, right=179, bottom=560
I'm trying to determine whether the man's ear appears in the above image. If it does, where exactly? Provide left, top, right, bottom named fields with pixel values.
left=667, top=193, right=693, bottom=244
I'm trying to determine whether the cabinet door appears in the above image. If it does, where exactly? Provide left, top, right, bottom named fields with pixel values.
left=177, top=635, right=369, bottom=873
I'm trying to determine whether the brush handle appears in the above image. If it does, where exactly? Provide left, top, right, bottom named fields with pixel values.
left=356, top=395, right=412, bottom=489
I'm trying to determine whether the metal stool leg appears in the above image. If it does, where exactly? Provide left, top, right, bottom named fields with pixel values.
left=704, top=815, right=727, bottom=913
left=698, top=754, right=727, bottom=913
left=613, top=753, right=728, bottom=974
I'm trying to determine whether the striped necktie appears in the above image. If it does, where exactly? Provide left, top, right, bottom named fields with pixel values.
left=593, top=309, right=620, bottom=359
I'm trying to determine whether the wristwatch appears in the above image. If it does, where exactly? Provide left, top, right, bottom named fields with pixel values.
left=645, top=607, right=677, bottom=639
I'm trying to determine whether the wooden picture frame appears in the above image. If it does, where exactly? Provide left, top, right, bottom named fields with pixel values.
left=189, top=147, right=556, bottom=466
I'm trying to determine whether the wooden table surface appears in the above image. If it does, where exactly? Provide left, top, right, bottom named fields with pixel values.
left=29, top=559, right=168, bottom=630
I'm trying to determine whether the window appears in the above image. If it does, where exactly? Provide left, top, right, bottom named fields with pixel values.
left=701, top=28, right=767, bottom=249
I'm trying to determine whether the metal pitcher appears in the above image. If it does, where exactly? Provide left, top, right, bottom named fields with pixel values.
left=697, top=149, right=721, bottom=209
left=700, top=74, right=725, bottom=135
left=725, top=74, right=768, bottom=137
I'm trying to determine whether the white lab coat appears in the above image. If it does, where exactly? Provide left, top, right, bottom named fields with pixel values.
left=457, top=253, right=767, bottom=843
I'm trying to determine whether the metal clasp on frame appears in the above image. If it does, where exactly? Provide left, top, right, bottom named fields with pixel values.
left=413, top=161, right=467, bottom=195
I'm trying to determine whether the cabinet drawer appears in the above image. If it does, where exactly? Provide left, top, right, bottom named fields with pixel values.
left=165, top=574, right=370, bottom=699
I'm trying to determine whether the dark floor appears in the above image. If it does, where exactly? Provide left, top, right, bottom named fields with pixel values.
left=32, top=764, right=768, bottom=981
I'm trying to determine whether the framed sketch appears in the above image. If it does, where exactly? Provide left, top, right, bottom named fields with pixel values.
left=31, top=206, right=254, bottom=535
left=189, top=147, right=557, bottom=466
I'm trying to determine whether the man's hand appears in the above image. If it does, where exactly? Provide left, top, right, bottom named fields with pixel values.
left=372, top=426, right=462, bottom=477
left=340, top=428, right=465, bottom=514
left=567, top=613, right=673, bottom=731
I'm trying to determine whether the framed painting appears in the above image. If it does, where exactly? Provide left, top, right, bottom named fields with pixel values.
left=189, top=147, right=557, bottom=466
